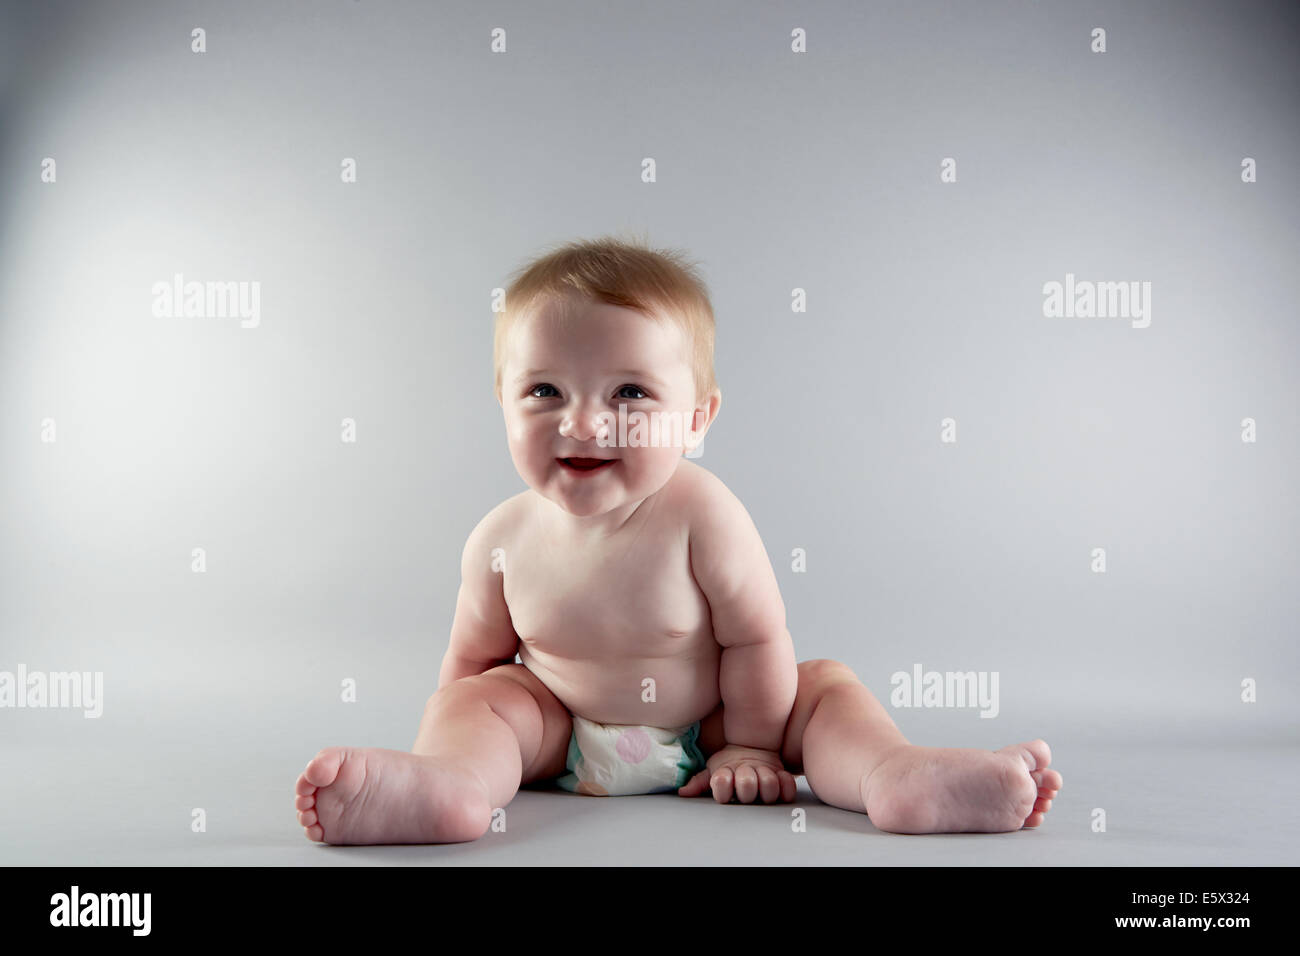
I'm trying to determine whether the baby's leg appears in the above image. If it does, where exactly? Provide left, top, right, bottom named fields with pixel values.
left=784, top=660, right=1063, bottom=833
left=294, top=663, right=571, bottom=845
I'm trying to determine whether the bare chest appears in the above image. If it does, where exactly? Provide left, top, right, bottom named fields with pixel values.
left=503, top=517, right=713, bottom=661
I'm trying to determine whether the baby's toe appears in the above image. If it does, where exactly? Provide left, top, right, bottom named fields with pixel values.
left=299, top=809, right=318, bottom=827
left=1018, top=739, right=1051, bottom=770
left=303, top=749, right=345, bottom=788
left=1031, top=767, right=1062, bottom=790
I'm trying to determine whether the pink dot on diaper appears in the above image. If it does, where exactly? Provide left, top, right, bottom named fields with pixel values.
left=615, top=728, right=652, bottom=764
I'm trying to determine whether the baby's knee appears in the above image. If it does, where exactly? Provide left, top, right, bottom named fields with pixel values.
left=798, top=658, right=859, bottom=688
left=430, top=667, right=540, bottom=726
left=424, top=670, right=500, bottom=713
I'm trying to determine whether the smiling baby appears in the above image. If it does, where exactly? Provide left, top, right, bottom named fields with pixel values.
left=293, top=236, right=1062, bottom=844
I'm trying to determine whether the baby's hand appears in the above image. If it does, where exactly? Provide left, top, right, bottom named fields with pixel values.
left=677, top=744, right=798, bottom=804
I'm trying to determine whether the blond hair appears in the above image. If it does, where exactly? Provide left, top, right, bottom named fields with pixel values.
left=494, top=233, right=717, bottom=405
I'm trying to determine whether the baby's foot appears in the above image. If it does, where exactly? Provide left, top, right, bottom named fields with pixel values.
left=294, top=746, right=492, bottom=845
left=860, top=739, right=1062, bottom=834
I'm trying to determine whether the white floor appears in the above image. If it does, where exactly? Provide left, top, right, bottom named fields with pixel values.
left=3, top=728, right=1294, bottom=866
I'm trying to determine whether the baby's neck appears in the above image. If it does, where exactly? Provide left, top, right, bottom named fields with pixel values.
left=532, top=490, right=659, bottom=543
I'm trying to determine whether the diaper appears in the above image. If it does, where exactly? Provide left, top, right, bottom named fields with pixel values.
left=555, top=714, right=707, bottom=796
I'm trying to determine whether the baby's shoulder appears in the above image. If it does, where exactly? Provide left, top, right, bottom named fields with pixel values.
left=666, top=459, right=744, bottom=525
left=461, top=491, right=531, bottom=557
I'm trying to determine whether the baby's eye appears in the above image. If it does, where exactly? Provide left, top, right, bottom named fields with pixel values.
left=616, top=384, right=647, bottom=400
left=529, top=384, right=559, bottom=398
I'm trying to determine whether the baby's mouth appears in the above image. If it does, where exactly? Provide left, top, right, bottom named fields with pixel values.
left=558, top=457, right=617, bottom=472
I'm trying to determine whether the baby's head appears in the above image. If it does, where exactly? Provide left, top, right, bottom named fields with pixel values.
left=494, top=235, right=722, bottom=517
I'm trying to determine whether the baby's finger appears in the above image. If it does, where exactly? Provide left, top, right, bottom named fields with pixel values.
left=733, top=764, right=759, bottom=804
left=677, top=768, right=711, bottom=798
left=710, top=767, right=735, bottom=804
left=778, top=770, right=797, bottom=803
left=756, top=766, right=781, bottom=804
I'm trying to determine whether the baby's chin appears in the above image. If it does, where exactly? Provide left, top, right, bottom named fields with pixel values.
left=530, top=462, right=677, bottom=515
left=537, top=489, right=629, bottom=518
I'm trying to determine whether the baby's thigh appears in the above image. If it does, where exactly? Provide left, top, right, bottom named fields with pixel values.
left=475, top=663, right=573, bottom=784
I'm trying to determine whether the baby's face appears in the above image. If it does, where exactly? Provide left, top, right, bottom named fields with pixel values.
left=499, top=297, right=709, bottom=518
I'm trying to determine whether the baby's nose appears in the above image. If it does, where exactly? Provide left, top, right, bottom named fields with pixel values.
left=559, top=404, right=610, bottom=442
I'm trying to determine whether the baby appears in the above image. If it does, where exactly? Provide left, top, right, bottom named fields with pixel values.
left=294, top=236, right=1062, bottom=844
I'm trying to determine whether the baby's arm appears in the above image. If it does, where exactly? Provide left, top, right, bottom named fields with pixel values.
left=688, top=473, right=798, bottom=752
left=437, top=506, right=521, bottom=688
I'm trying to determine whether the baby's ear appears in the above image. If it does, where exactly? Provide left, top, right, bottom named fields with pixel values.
left=687, top=389, right=721, bottom=450
left=699, top=388, right=721, bottom=428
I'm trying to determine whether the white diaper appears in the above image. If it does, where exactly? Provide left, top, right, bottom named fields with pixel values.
left=555, top=714, right=707, bottom=796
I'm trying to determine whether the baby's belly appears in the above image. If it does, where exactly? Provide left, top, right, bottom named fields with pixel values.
left=518, top=642, right=721, bottom=729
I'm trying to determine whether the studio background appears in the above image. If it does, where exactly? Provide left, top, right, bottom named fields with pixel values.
left=1, top=0, right=1296, bottom=865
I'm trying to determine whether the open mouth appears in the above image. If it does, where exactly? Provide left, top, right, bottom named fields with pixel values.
left=559, top=457, right=617, bottom=473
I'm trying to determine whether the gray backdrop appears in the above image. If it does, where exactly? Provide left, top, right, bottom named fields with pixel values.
left=1, top=0, right=1296, bottom=866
